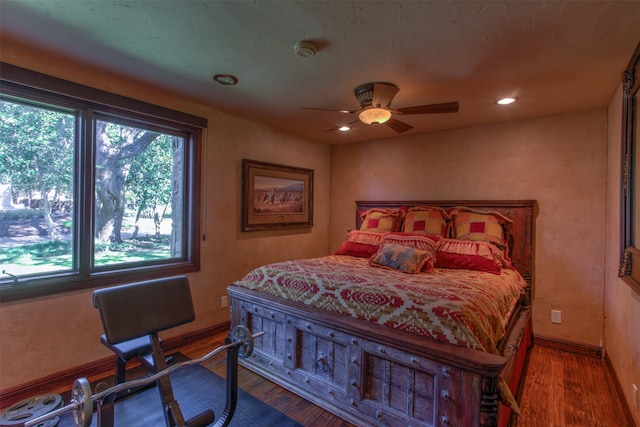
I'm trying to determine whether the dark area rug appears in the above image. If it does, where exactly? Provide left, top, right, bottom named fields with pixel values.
left=56, top=363, right=303, bottom=427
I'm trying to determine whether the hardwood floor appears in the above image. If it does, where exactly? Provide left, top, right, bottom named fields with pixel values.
left=34, top=333, right=636, bottom=427
left=184, top=333, right=636, bottom=427
left=515, top=346, right=635, bottom=427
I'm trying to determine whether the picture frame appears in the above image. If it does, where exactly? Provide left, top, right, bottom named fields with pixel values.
left=241, top=159, right=314, bottom=231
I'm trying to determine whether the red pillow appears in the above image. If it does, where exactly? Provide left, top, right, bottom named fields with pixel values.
left=435, top=238, right=509, bottom=274
left=335, top=241, right=379, bottom=258
left=435, top=252, right=502, bottom=274
left=335, top=230, right=385, bottom=258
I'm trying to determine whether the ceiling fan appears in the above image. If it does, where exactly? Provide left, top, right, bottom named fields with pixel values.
left=304, top=82, right=459, bottom=133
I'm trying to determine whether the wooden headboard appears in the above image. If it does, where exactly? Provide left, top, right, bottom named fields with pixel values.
left=355, top=200, right=537, bottom=296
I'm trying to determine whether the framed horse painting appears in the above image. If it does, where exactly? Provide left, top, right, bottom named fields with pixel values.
left=241, top=159, right=313, bottom=231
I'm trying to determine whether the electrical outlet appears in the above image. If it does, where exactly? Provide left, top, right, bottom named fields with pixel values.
left=220, top=295, right=228, bottom=308
left=633, top=384, right=638, bottom=412
left=551, top=309, right=562, bottom=324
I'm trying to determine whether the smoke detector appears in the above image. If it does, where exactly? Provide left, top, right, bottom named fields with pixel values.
left=293, top=40, right=317, bottom=58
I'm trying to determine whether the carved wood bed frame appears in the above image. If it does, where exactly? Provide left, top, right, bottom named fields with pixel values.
left=228, top=200, right=536, bottom=427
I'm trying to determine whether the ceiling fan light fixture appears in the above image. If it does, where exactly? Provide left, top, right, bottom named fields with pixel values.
left=338, top=126, right=351, bottom=132
left=359, top=108, right=392, bottom=125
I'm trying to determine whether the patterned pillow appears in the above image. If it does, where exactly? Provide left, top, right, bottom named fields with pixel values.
left=339, top=230, right=384, bottom=245
left=369, top=243, right=433, bottom=274
left=402, top=206, right=449, bottom=237
left=359, top=208, right=405, bottom=232
left=380, top=232, right=438, bottom=250
left=379, top=232, right=438, bottom=271
left=435, top=238, right=510, bottom=274
left=335, top=230, right=385, bottom=258
left=449, top=206, right=512, bottom=249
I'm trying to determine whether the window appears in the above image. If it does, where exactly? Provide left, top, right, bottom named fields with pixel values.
left=0, top=63, right=205, bottom=301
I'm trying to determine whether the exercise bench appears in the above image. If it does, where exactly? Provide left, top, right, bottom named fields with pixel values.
left=93, top=276, right=214, bottom=427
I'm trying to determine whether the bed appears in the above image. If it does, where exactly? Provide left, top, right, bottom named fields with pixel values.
left=228, top=200, right=535, bottom=427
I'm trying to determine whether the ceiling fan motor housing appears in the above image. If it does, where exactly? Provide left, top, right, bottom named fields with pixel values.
left=354, top=82, right=399, bottom=109
left=354, top=83, right=375, bottom=108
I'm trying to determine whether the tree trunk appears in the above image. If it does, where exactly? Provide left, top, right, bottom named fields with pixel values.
left=94, top=121, right=158, bottom=243
left=95, top=154, right=126, bottom=243
left=35, top=163, right=58, bottom=241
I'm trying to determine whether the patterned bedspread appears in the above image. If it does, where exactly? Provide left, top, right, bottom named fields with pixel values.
left=234, top=255, right=527, bottom=355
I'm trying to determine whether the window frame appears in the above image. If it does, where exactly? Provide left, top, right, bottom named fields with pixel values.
left=0, top=62, right=205, bottom=302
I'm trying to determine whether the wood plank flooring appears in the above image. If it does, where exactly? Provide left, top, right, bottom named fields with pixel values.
left=185, top=334, right=636, bottom=427
left=37, top=333, right=636, bottom=426
left=515, top=345, right=634, bottom=427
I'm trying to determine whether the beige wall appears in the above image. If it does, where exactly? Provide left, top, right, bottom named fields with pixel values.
left=2, top=37, right=638, bottom=422
left=330, top=110, right=608, bottom=346
left=0, top=39, right=332, bottom=390
left=605, top=85, right=640, bottom=425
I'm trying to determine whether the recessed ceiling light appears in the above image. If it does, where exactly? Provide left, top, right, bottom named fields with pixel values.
left=213, top=74, right=238, bottom=85
left=497, top=97, right=517, bottom=105
left=338, top=126, right=351, bottom=132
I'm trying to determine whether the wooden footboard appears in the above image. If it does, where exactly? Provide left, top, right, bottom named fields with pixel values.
left=228, top=285, right=531, bottom=427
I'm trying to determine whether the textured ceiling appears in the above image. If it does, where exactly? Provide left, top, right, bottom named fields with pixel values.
left=1, top=1, right=640, bottom=144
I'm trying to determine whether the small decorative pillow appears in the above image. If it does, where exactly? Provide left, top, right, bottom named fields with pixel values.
left=369, top=243, right=433, bottom=274
left=402, top=206, right=449, bottom=237
left=435, top=238, right=510, bottom=274
left=379, top=232, right=438, bottom=271
left=335, top=230, right=386, bottom=258
left=359, top=207, right=406, bottom=232
left=449, top=206, right=512, bottom=249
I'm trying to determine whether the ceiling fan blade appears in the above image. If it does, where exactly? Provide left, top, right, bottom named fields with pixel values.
left=372, top=82, right=400, bottom=108
left=385, top=116, right=413, bottom=133
left=394, top=101, right=459, bottom=115
left=303, top=107, right=360, bottom=114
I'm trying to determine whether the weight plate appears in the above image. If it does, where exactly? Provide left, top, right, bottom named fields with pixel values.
left=0, top=394, right=62, bottom=426
left=231, top=325, right=254, bottom=359
left=71, top=378, right=93, bottom=427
